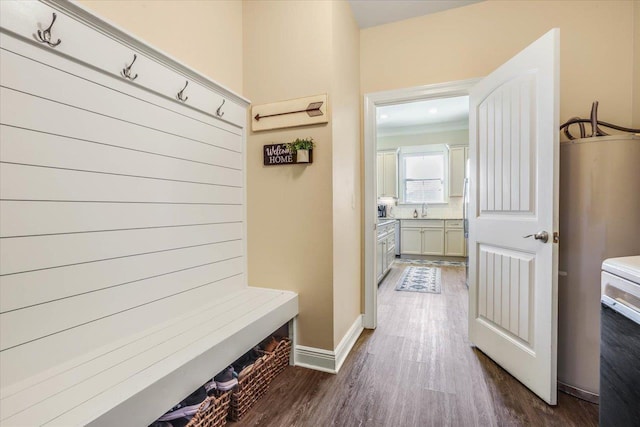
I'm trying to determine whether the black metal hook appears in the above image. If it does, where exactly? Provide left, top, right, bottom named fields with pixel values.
left=216, top=99, right=225, bottom=117
left=36, top=13, right=62, bottom=47
left=121, top=54, right=138, bottom=81
left=177, top=81, right=189, bottom=102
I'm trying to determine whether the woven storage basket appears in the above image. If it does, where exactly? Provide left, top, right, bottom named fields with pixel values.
left=257, top=337, right=290, bottom=385
left=186, top=391, right=230, bottom=427
left=227, top=354, right=272, bottom=421
left=270, top=338, right=291, bottom=377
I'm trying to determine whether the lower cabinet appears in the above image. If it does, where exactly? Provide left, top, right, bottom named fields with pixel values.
left=377, top=221, right=397, bottom=283
left=444, top=219, right=465, bottom=256
left=400, top=228, right=422, bottom=255
left=445, top=228, right=465, bottom=256
left=422, top=228, right=445, bottom=255
left=376, top=238, right=385, bottom=282
left=400, top=219, right=465, bottom=257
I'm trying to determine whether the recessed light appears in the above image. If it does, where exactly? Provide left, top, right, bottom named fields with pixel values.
left=428, top=108, right=438, bottom=114
left=380, top=114, right=389, bottom=119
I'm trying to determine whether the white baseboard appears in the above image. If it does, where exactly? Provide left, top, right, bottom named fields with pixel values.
left=294, top=315, right=363, bottom=374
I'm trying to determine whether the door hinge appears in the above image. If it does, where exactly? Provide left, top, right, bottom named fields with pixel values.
left=553, top=232, right=559, bottom=243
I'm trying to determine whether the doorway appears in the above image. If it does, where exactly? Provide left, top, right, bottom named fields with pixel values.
left=363, top=78, right=480, bottom=329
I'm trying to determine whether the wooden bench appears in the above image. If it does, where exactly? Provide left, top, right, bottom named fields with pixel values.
left=0, top=287, right=297, bottom=426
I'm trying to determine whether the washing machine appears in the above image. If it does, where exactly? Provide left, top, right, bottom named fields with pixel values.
left=600, top=256, right=640, bottom=426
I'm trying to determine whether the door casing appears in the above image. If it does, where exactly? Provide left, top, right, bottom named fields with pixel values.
left=362, top=78, right=480, bottom=329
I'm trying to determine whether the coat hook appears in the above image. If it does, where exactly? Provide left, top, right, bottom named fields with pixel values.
left=216, top=99, right=225, bottom=117
left=36, top=12, right=62, bottom=47
left=177, top=81, right=189, bottom=102
left=121, top=54, right=138, bottom=81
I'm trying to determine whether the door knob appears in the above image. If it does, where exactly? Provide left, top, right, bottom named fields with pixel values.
left=523, top=231, right=549, bottom=243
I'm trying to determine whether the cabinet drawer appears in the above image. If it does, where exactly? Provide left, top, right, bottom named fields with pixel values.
left=445, top=219, right=463, bottom=229
left=401, top=219, right=444, bottom=228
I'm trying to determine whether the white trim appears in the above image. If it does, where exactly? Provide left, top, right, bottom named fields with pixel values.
left=363, top=79, right=481, bottom=330
left=295, top=346, right=336, bottom=373
left=334, top=314, right=364, bottom=372
left=294, top=315, right=363, bottom=373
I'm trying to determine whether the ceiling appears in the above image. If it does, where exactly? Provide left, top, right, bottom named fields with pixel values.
left=377, top=96, right=469, bottom=136
left=348, top=0, right=483, bottom=29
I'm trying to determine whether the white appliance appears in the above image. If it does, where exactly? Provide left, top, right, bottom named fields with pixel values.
left=462, top=176, right=469, bottom=286
left=558, top=135, right=640, bottom=400
left=600, top=256, right=640, bottom=425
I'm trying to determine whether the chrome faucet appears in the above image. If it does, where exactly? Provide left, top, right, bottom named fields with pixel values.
left=421, top=202, right=429, bottom=217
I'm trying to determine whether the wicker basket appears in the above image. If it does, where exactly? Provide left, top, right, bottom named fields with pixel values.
left=227, top=354, right=273, bottom=421
left=186, top=391, right=230, bottom=427
left=270, top=338, right=291, bottom=377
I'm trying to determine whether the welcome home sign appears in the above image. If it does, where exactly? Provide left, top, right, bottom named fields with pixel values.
left=263, top=143, right=294, bottom=165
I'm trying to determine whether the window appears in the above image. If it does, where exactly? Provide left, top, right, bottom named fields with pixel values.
left=400, top=145, right=448, bottom=203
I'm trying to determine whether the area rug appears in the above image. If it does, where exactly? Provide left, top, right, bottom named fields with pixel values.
left=396, top=266, right=442, bottom=294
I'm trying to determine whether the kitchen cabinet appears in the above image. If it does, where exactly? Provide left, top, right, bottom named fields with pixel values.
left=422, top=228, right=445, bottom=255
left=448, top=145, right=467, bottom=197
left=377, top=220, right=396, bottom=283
left=444, top=220, right=465, bottom=256
left=400, top=220, right=445, bottom=255
left=377, top=150, right=398, bottom=198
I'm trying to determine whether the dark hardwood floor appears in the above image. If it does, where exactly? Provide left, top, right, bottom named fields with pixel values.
left=231, top=263, right=598, bottom=426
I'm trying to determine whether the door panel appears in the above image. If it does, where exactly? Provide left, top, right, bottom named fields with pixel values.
left=421, top=229, right=444, bottom=255
left=478, top=74, right=536, bottom=214
left=469, top=29, right=560, bottom=405
left=401, top=228, right=421, bottom=254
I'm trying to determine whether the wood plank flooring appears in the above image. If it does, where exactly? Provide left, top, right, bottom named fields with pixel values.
left=231, top=263, right=598, bottom=426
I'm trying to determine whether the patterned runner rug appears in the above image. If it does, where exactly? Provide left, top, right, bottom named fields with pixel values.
left=396, top=266, right=442, bottom=294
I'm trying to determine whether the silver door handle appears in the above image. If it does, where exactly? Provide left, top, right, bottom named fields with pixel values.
left=523, top=231, right=549, bottom=243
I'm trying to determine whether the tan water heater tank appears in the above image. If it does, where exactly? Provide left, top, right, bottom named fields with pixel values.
left=558, top=134, right=640, bottom=401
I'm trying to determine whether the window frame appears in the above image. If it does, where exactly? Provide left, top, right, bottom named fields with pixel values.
left=398, top=144, right=449, bottom=205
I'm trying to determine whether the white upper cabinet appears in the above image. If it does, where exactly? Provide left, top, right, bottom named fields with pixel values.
left=377, top=150, right=398, bottom=198
left=448, top=145, right=466, bottom=197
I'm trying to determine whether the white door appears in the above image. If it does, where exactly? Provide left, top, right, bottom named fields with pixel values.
left=468, top=29, right=560, bottom=404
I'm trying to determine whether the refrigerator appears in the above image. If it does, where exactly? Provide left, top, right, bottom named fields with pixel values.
left=557, top=134, right=640, bottom=401
left=463, top=163, right=470, bottom=287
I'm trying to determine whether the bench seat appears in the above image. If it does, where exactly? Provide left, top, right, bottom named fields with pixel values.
left=0, top=287, right=298, bottom=427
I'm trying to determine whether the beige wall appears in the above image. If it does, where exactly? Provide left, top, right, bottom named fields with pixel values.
left=361, top=1, right=636, bottom=128
left=80, top=0, right=362, bottom=353
left=243, top=0, right=335, bottom=350
left=330, top=0, right=362, bottom=345
left=634, top=1, right=640, bottom=127
left=78, top=0, right=243, bottom=94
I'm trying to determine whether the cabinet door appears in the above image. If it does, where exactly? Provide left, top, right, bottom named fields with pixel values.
left=382, top=152, right=397, bottom=198
left=401, top=228, right=422, bottom=254
left=376, top=153, right=384, bottom=199
left=449, top=146, right=466, bottom=197
left=421, top=228, right=445, bottom=255
left=386, top=247, right=395, bottom=272
left=376, top=239, right=385, bottom=281
left=445, top=228, right=465, bottom=256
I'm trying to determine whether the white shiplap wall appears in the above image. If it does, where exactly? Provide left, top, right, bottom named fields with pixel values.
left=0, top=0, right=249, bottom=393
